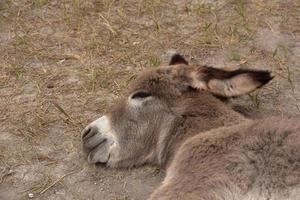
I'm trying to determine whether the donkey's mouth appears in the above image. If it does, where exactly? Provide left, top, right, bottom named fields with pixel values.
left=82, top=132, right=107, bottom=150
left=81, top=125, right=115, bottom=164
left=86, top=138, right=114, bottom=164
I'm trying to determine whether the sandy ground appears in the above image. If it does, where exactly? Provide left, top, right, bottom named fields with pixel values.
left=0, top=0, right=299, bottom=199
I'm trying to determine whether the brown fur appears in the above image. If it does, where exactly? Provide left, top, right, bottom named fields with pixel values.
left=150, top=117, right=300, bottom=200
left=82, top=54, right=299, bottom=199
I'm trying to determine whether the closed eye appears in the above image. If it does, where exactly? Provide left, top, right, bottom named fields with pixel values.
left=131, top=91, right=151, bottom=99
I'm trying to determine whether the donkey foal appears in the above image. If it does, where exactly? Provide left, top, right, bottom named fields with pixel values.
left=82, top=54, right=300, bottom=200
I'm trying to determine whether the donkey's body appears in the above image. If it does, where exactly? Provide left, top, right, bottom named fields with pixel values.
left=150, top=117, right=300, bottom=200
left=81, top=54, right=300, bottom=199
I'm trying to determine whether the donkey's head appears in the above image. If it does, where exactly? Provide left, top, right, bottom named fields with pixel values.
left=81, top=54, right=273, bottom=168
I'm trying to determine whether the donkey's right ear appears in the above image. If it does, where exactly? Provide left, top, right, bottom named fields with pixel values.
left=169, top=53, right=189, bottom=65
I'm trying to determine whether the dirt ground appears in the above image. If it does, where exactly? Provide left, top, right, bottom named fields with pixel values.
left=0, top=0, right=299, bottom=199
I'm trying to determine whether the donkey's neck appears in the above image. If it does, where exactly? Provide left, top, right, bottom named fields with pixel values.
left=156, top=94, right=248, bottom=168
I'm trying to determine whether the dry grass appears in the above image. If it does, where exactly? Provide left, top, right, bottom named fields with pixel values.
left=0, top=0, right=299, bottom=199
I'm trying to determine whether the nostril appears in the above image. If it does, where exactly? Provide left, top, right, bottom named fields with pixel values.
left=81, top=127, right=94, bottom=140
left=81, top=127, right=90, bottom=139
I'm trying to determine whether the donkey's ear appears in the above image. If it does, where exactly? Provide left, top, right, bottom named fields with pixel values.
left=169, top=53, right=189, bottom=65
left=190, top=66, right=273, bottom=97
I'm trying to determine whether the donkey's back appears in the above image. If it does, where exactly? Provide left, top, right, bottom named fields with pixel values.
left=150, top=117, right=300, bottom=200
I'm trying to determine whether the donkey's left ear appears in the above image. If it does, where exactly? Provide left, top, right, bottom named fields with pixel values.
left=189, top=66, right=273, bottom=97
left=169, top=53, right=189, bottom=65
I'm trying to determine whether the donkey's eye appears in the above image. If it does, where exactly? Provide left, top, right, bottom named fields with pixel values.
left=131, top=91, right=151, bottom=99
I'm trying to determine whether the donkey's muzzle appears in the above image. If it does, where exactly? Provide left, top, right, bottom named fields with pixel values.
left=81, top=115, right=116, bottom=164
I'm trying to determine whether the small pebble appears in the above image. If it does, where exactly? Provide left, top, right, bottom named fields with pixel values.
left=28, top=193, right=34, bottom=198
